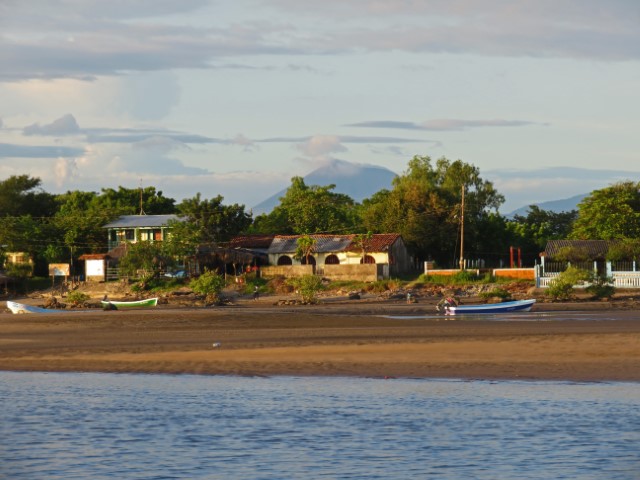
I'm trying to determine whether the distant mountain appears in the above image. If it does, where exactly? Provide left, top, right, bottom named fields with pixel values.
left=252, top=160, right=397, bottom=215
left=506, top=193, right=587, bottom=218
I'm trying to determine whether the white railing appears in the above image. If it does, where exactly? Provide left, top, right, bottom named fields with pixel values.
left=537, top=270, right=640, bottom=288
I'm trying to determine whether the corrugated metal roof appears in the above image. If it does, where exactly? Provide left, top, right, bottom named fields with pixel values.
left=102, top=214, right=182, bottom=228
left=543, top=239, right=614, bottom=259
left=267, top=234, right=401, bottom=254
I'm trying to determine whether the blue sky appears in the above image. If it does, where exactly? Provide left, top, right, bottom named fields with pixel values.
left=0, top=0, right=638, bottom=213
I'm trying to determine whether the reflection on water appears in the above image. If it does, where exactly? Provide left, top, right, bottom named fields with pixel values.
left=382, top=310, right=636, bottom=321
left=1, top=372, right=639, bottom=479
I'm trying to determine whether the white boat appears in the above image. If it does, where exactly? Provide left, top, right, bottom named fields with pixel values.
left=100, top=297, right=158, bottom=309
left=6, top=301, right=62, bottom=314
left=442, top=299, right=536, bottom=315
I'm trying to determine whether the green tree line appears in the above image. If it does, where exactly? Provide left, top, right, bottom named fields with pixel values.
left=2, top=156, right=638, bottom=276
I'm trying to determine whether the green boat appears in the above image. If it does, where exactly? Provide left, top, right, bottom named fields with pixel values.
left=101, top=297, right=158, bottom=309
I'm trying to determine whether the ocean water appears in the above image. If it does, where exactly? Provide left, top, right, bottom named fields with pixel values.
left=0, top=372, right=638, bottom=479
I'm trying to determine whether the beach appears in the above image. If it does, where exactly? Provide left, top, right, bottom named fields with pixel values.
left=2, top=296, right=640, bottom=382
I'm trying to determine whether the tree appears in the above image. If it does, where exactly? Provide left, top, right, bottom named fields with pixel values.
left=251, top=177, right=359, bottom=234
left=96, top=186, right=176, bottom=215
left=0, top=175, right=56, bottom=218
left=352, top=231, right=373, bottom=262
left=570, top=181, right=640, bottom=240
left=176, top=193, right=252, bottom=244
left=505, top=206, right=578, bottom=265
left=118, top=241, right=167, bottom=280
left=359, top=155, right=504, bottom=265
left=294, top=235, right=317, bottom=264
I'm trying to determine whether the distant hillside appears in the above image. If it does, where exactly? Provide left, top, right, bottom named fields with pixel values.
left=506, top=193, right=587, bottom=218
left=252, top=160, right=397, bottom=215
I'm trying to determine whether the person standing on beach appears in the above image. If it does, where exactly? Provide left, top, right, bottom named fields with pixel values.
left=253, top=285, right=260, bottom=300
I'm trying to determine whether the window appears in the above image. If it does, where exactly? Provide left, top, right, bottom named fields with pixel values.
left=325, top=254, right=340, bottom=265
left=277, top=256, right=292, bottom=265
left=360, top=255, right=376, bottom=264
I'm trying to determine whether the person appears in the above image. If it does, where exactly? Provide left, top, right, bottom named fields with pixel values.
left=253, top=285, right=260, bottom=301
left=436, top=296, right=459, bottom=312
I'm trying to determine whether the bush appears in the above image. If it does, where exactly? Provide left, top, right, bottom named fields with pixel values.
left=479, top=288, right=512, bottom=300
left=288, top=275, right=324, bottom=303
left=546, top=266, right=591, bottom=300
left=66, top=290, right=90, bottom=306
left=585, top=275, right=616, bottom=300
left=189, top=270, right=226, bottom=302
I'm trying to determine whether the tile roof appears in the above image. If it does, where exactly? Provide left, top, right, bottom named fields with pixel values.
left=102, top=214, right=182, bottom=228
left=228, top=234, right=275, bottom=249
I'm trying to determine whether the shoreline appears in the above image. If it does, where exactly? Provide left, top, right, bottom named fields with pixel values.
left=2, top=297, right=640, bottom=382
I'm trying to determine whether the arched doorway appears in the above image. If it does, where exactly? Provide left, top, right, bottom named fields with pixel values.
left=325, top=254, right=340, bottom=265
left=301, top=255, right=316, bottom=265
left=360, top=255, right=376, bottom=264
left=277, top=255, right=292, bottom=265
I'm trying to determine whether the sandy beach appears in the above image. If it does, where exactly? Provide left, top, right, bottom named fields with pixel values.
left=2, top=295, right=640, bottom=382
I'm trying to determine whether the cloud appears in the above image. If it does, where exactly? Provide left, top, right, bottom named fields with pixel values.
left=0, top=143, right=85, bottom=158
left=296, top=135, right=347, bottom=159
left=1, top=0, right=637, bottom=84
left=23, top=113, right=80, bottom=136
left=53, top=157, right=78, bottom=187
left=347, top=119, right=542, bottom=131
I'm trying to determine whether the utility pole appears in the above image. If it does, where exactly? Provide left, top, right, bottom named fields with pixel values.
left=459, top=184, right=465, bottom=271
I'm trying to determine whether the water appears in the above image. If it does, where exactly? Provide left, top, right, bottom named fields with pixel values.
left=1, top=372, right=638, bottom=479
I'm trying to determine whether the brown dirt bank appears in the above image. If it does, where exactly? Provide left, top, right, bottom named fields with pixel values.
left=2, top=299, right=640, bottom=382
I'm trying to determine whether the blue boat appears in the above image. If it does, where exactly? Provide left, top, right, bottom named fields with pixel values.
left=443, top=299, right=536, bottom=315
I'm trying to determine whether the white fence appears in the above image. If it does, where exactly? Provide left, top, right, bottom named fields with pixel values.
left=536, top=261, right=640, bottom=288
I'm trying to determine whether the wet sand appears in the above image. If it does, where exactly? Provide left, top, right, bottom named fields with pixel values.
left=2, top=298, right=640, bottom=381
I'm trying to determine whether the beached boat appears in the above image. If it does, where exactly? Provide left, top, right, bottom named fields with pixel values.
left=100, top=297, right=158, bottom=309
left=6, top=301, right=62, bottom=314
left=442, top=299, right=536, bottom=315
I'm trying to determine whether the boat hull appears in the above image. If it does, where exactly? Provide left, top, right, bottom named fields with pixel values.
left=444, top=299, right=536, bottom=315
left=100, top=297, right=158, bottom=308
left=6, top=301, right=62, bottom=314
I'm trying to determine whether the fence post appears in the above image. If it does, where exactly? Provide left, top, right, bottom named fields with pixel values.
left=535, top=264, right=540, bottom=288
left=606, top=261, right=612, bottom=277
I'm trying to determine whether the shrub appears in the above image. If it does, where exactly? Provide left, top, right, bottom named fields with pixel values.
left=189, top=270, right=226, bottom=302
left=546, top=266, right=591, bottom=300
left=585, top=274, right=616, bottom=300
left=479, top=288, right=512, bottom=300
left=288, top=275, right=324, bottom=303
left=66, top=290, right=90, bottom=306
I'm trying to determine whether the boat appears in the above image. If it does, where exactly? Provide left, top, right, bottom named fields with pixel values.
left=6, top=301, right=63, bottom=314
left=442, top=299, right=536, bottom=315
left=100, top=297, right=158, bottom=309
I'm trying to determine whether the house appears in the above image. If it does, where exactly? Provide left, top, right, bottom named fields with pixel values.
left=103, top=214, right=182, bottom=250
left=260, top=233, right=412, bottom=281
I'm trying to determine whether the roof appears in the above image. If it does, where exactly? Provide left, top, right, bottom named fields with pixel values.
left=345, top=233, right=401, bottom=253
left=228, top=234, right=275, bottom=249
left=267, top=234, right=401, bottom=254
left=543, top=239, right=614, bottom=259
left=102, top=214, right=182, bottom=229
left=78, top=253, right=110, bottom=260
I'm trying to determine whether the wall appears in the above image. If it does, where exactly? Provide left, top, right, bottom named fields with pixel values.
left=323, top=264, right=384, bottom=282
left=261, top=265, right=314, bottom=278
left=493, top=268, right=535, bottom=280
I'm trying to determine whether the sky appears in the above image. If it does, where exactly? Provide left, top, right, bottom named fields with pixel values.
left=0, top=0, right=639, bottom=213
